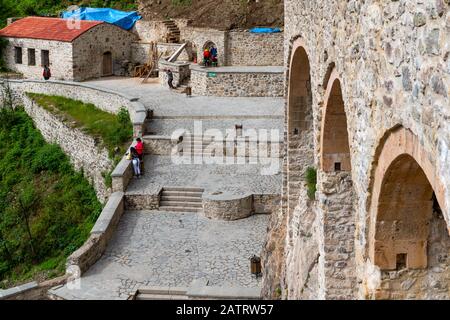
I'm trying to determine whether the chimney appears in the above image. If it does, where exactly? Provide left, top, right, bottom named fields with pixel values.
left=7, top=17, right=23, bottom=26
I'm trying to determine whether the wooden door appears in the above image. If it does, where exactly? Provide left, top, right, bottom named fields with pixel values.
left=102, top=52, right=112, bottom=76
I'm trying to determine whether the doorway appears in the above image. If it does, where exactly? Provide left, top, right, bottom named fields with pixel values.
left=102, top=52, right=113, bottom=76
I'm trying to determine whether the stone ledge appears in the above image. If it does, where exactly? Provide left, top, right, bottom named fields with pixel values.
left=131, top=281, right=261, bottom=300
left=187, top=285, right=261, bottom=300
left=190, top=65, right=283, bottom=74
left=91, top=192, right=125, bottom=234
left=66, top=192, right=125, bottom=274
left=0, top=282, right=38, bottom=299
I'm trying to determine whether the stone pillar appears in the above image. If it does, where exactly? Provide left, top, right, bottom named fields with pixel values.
left=317, top=171, right=356, bottom=299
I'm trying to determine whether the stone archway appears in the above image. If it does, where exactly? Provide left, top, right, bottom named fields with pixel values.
left=280, top=38, right=318, bottom=299
left=286, top=40, right=314, bottom=217
left=320, top=76, right=351, bottom=172
left=317, top=68, right=356, bottom=299
left=367, top=126, right=450, bottom=299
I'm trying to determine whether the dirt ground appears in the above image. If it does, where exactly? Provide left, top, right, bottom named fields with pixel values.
left=138, top=0, right=284, bottom=30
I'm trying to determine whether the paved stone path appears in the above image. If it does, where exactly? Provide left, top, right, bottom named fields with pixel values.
left=147, top=118, right=283, bottom=136
left=49, top=77, right=283, bottom=300
left=86, top=77, right=284, bottom=118
left=126, top=155, right=282, bottom=196
left=51, top=211, right=269, bottom=300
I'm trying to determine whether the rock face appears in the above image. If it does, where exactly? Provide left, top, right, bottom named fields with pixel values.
left=138, top=0, right=284, bottom=30
left=263, top=0, right=450, bottom=300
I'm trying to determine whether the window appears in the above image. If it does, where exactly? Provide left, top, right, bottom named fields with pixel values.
left=334, top=162, right=342, bottom=172
left=28, top=49, right=36, bottom=66
left=396, top=253, right=407, bottom=270
left=41, top=50, right=49, bottom=67
left=14, top=47, right=22, bottom=64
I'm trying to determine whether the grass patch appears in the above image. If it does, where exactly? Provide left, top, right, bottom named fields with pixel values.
left=27, top=93, right=133, bottom=163
left=0, top=107, right=102, bottom=288
left=305, top=167, right=317, bottom=200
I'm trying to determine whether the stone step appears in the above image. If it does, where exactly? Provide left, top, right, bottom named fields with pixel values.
left=160, top=201, right=203, bottom=208
left=162, top=187, right=204, bottom=192
left=135, top=293, right=189, bottom=300
left=162, top=190, right=204, bottom=197
left=161, top=195, right=202, bottom=202
left=159, top=206, right=202, bottom=213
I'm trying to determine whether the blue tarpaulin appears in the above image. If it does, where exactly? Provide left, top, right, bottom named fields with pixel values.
left=249, top=27, right=281, bottom=33
left=62, top=7, right=141, bottom=30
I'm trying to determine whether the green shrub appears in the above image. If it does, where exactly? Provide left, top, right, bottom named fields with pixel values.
left=0, top=107, right=102, bottom=287
left=305, top=167, right=317, bottom=200
left=31, top=144, right=67, bottom=173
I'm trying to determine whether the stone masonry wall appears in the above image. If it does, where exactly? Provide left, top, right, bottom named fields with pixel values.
left=22, top=95, right=114, bottom=203
left=3, top=79, right=139, bottom=122
left=264, top=0, right=450, bottom=300
left=132, top=20, right=168, bottom=43
left=180, top=27, right=227, bottom=66
left=227, top=31, right=284, bottom=66
left=3, top=38, right=73, bottom=80
left=72, top=24, right=137, bottom=81
left=190, top=69, right=284, bottom=97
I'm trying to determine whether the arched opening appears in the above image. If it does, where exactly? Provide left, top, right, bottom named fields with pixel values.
left=375, top=154, right=436, bottom=270
left=367, top=127, right=450, bottom=299
left=102, top=51, right=113, bottom=76
left=202, top=41, right=218, bottom=67
left=283, top=39, right=316, bottom=299
left=317, top=68, right=356, bottom=299
left=286, top=42, right=313, bottom=214
left=321, top=78, right=351, bottom=172
left=288, top=46, right=311, bottom=137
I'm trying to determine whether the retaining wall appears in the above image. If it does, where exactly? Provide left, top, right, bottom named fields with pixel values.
left=190, top=66, right=284, bottom=97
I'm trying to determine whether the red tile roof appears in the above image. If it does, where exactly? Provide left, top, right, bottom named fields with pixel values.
left=0, top=17, right=103, bottom=42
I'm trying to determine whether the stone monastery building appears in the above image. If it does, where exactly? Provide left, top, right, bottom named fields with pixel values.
left=262, top=0, right=450, bottom=300
left=0, top=0, right=449, bottom=301
left=0, top=17, right=136, bottom=81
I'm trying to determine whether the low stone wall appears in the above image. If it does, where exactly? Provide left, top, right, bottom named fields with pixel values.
left=125, top=192, right=161, bottom=211
left=144, top=135, right=182, bottom=156
left=202, top=192, right=279, bottom=221
left=227, top=31, right=284, bottom=66
left=158, top=60, right=191, bottom=88
left=111, top=157, right=134, bottom=193
left=189, top=66, right=284, bottom=97
left=0, top=276, right=68, bottom=300
left=23, top=95, right=114, bottom=203
left=1, top=79, right=147, bottom=138
left=66, top=192, right=125, bottom=274
left=203, top=192, right=253, bottom=221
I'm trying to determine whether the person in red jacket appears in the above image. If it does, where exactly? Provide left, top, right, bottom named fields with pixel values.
left=135, top=138, right=144, bottom=173
left=43, top=65, right=51, bottom=80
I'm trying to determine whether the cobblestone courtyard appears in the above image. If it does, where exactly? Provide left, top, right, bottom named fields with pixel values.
left=51, top=211, right=269, bottom=300
left=126, top=155, right=282, bottom=196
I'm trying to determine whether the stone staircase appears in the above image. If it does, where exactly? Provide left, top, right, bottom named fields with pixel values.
left=159, top=187, right=204, bottom=213
left=163, top=20, right=181, bottom=43
left=180, top=135, right=221, bottom=157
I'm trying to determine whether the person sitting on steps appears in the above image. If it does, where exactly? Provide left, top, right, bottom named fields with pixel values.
left=135, top=137, right=145, bottom=174
left=127, top=147, right=141, bottom=178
